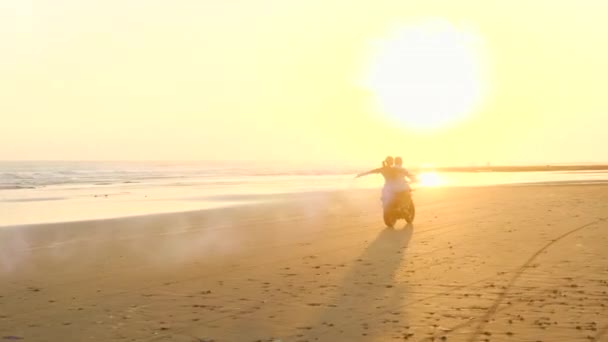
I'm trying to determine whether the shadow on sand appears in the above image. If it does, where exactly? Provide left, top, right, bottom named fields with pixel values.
left=306, top=224, right=414, bottom=340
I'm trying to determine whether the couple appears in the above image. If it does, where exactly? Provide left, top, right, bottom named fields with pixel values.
left=356, top=156, right=416, bottom=210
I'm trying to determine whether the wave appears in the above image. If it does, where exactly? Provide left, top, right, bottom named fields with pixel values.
left=0, top=161, right=361, bottom=190
left=0, top=185, right=37, bottom=190
left=0, top=197, right=65, bottom=202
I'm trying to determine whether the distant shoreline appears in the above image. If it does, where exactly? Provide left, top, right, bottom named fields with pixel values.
left=424, top=164, right=608, bottom=172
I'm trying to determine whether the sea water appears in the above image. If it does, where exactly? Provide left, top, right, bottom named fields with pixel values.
left=1, top=161, right=607, bottom=227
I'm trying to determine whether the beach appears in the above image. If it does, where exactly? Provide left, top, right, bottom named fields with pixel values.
left=1, top=184, right=608, bottom=341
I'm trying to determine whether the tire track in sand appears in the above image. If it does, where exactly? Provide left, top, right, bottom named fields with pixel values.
left=594, top=323, right=608, bottom=341
left=466, top=217, right=606, bottom=341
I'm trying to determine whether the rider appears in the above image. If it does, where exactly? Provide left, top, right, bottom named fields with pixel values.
left=392, top=156, right=416, bottom=208
left=356, top=156, right=414, bottom=207
left=393, top=156, right=416, bottom=190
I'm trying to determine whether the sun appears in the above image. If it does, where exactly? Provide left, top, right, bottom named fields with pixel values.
left=363, top=19, right=486, bottom=130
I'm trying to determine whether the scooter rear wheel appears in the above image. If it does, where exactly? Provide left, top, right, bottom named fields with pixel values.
left=405, top=201, right=416, bottom=224
left=383, top=210, right=397, bottom=228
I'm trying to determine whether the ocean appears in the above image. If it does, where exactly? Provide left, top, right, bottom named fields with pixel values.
left=1, top=161, right=607, bottom=227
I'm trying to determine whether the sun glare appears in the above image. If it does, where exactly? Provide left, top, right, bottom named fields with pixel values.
left=418, top=171, right=446, bottom=187
left=364, top=19, right=486, bottom=130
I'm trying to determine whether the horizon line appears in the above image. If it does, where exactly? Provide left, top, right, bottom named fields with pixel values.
left=1, top=159, right=608, bottom=167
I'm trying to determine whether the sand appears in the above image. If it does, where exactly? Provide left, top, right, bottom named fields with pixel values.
left=1, top=184, right=608, bottom=341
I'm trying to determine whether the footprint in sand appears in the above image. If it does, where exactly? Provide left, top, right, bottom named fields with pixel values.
left=307, top=303, right=322, bottom=307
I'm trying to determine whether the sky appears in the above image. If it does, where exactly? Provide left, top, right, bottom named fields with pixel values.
left=1, top=0, right=607, bottom=165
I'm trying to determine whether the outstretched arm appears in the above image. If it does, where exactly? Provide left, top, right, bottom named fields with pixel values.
left=356, top=167, right=382, bottom=178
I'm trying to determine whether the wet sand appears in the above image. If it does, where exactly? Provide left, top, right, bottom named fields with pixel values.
left=1, top=184, right=607, bottom=341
